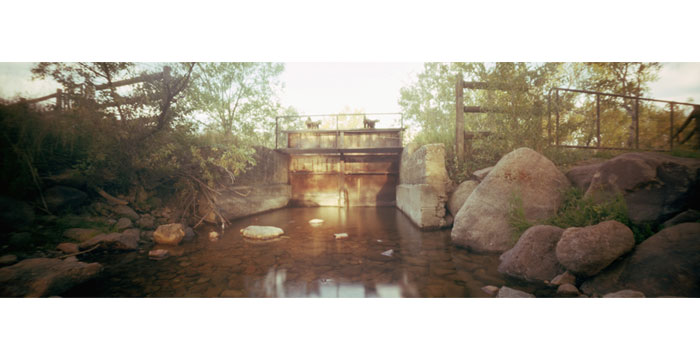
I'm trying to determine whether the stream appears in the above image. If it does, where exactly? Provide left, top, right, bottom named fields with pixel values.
left=65, top=207, right=548, bottom=297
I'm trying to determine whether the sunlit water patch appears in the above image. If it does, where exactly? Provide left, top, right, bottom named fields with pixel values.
left=65, top=207, right=547, bottom=297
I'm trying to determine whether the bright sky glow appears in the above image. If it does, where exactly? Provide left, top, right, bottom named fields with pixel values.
left=1, top=62, right=698, bottom=113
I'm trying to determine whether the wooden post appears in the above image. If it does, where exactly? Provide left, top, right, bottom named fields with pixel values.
left=55, top=88, right=63, bottom=111
left=596, top=94, right=601, bottom=148
left=456, top=74, right=464, bottom=163
left=635, top=97, right=640, bottom=149
left=669, top=103, right=674, bottom=150
left=275, top=117, right=279, bottom=149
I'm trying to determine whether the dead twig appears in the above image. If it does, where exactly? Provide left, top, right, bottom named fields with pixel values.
left=58, top=244, right=101, bottom=259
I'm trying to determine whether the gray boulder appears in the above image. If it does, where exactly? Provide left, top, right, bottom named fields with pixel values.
left=581, top=223, right=700, bottom=297
left=498, top=225, right=565, bottom=282
left=451, top=147, right=570, bottom=253
left=473, top=166, right=494, bottom=181
left=112, top=205, right=139, bottom=221
left=137, top=214, right=156, bottom=229
left=556, top=220, right=635, bottom=277
left=80, top=231, right=138, bottom=251
left=0, top=257, right=102, bottom=297
left=115, top=217, right=133, bottom=231
left=565, top=161, right=603, bottom=192
left=583, top=152, right=700, bottom=224
left=447, top=180, right=479, bottom=216
left=44, top=186, right=87, bottom=212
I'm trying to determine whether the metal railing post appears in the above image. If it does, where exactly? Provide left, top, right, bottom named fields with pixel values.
left=669, top=103, right=674, bottom=150
left=596, top=94, right=601, bottom=148
left=555, top=89, right=560, bottom=146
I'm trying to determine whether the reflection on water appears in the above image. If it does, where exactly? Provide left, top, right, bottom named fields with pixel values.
left=65, top=207, right=542, bottom=298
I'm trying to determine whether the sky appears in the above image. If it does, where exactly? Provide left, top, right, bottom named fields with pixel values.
left=1, top=62, right=699, bottom=113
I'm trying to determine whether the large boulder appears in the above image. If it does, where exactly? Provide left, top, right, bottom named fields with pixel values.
left=581, top=152, right=700, bottom=224
left=581, top=223, right=700, bottom=297
left=565, top=161, right=604, bottom=192
left=0, top=196, right=35, bottom=231
left=556, top=220, right=635, bottom=277
left=451, top=148, right=570, bottom=253
left=447, top=180, right=479, bottom=216
left=153, top=223, right=185, bottom=245
left=498, top=225, right=565, bottom=282
left=0, top=257, right=102, bottom=297
left=661, top=209, right=700, bottom=229
left=44, top=186, right=87, bottom=212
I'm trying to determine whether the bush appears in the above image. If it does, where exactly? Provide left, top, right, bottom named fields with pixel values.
left=509, top=187, right=657, bottom=244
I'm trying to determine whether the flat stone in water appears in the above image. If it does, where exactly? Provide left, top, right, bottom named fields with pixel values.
left=240, top=225, right=284, bottom=240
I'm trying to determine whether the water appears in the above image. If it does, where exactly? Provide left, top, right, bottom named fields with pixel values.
left=65, top=207, right=544, bottom=297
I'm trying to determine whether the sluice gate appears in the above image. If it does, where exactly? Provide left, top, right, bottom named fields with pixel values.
left=276, top=123, right=403, bottom=207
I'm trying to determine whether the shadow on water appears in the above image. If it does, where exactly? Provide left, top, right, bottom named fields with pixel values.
left=64, top=207, right=545, bottom=298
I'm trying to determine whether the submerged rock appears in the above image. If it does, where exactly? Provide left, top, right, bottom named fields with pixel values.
left=240, top=225, right=284, bottom=239
left=0, top=257, right=102, bottom=297
left=556, top=220, right=635, bottom=277
left=602, top=289, right=646, bottom=298
left=496, top=286, right=535, bottom=298
left=153, top=223, right=186, bottom=245
left=148, top=249, right=169, bottom=260
left=498, top=225, right=565, bottom=282
left=451, top=147, right=570, bottom=253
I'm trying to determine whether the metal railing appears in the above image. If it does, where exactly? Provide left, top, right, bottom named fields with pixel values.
left=274, top=112, right=404, bottom=149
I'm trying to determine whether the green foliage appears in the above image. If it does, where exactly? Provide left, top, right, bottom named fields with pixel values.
left=508, top=187, right=656, bottom=244
left=399, top=62, right=667, bottom=183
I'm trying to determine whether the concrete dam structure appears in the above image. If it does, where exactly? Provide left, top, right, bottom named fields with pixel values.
left=278, top=128, right=403, bottom=207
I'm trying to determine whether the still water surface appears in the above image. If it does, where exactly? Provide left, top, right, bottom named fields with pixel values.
left=66, top=207, right=544, bottom=297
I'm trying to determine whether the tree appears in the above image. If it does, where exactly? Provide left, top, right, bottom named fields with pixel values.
left=583, top=62, right=662, bottom=147
left=187, top=62, right=284, bottom=146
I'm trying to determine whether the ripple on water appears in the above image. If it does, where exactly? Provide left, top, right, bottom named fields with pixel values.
left=63, top=207, right=543, bottom=298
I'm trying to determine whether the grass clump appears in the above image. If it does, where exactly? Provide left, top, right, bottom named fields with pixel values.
left=508, top=187, right=656, bottom=244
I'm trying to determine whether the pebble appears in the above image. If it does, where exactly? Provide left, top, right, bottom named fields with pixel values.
left=308, top=219, right=324, bottom=225
left=557, top=283, right=581, bottom=297
left=481, top=285, right=500, bottom=297
left=209, top=231, right=219, bottom=242
left=381, top=249, right=394, bottom=257
left=334, top=233, right=349, bottom=240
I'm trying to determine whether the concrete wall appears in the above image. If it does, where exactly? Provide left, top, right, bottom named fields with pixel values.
left=396, top=143, right=451, bottom=229
left=201, top=146, right=291, bottom=222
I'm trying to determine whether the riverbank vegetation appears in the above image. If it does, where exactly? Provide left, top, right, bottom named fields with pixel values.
left=399, top=62, right=699, bottom=183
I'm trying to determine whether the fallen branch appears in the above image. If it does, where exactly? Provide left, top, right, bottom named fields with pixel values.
left=95, top=187, right=128, bottom=205
left=58, top=244, right=101, bottom=259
